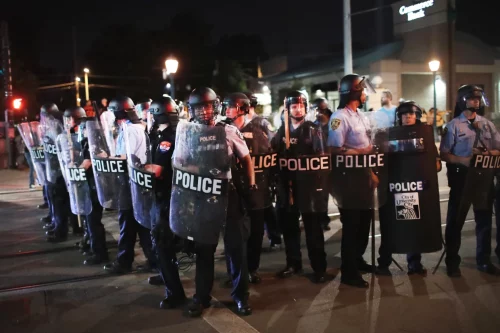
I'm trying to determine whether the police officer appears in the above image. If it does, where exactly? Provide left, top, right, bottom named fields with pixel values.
left=64, top=107, right=110, bottom=265
left=223, top=92, right=276, bottom=284
left=376, top=101, right=441, bottom=276
left=272, top=90, right=328, bottom=284
left=104, top=97, right=157, bottom=274
left=328, top=74, right=378, bottom=288
left=440, top=85, right=500, bottom=277
left=312, top=97, right=333, bottom=231
left=183, top=87, right=253, bottom=317
left=146, top=97, right=186, bottom=308
left=41, top=104, right=78, bottom=242
left=244, top=92, right=282, bottom=249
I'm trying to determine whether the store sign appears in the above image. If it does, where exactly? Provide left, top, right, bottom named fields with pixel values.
left=399, top=0, right=434, bottom=21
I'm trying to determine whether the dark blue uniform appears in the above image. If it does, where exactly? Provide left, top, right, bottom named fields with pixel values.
left=81, top=137, right=108, bottom=259
left=440, top=113, right=500, bottom=270
left=115, top=123, right=156, bottom=270
left=150, top=125, right=185, bottom=300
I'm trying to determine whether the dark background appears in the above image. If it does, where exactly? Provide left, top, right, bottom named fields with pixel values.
left=0, top=0, right=497, bottom=117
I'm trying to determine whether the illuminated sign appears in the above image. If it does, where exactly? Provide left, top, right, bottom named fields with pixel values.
left=399, top=0, right=434, bottom=21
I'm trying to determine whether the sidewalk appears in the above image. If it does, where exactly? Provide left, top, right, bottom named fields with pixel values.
left=0, top=169, right=43, bottom=194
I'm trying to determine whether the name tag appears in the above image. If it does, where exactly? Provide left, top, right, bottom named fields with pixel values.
left=473, top=155, right=500, bottom=169
left=67, top=168, right=87, bottom=182
left=279, top=155, right=331, bottom=171
left=129, top=166, right=154, bottom=189
left=92, top=157, right=127, bottom=174
left=335, top=154, right=385, bottom=168
left=252, top=153, right=278, bottom=173
left=173, top=168, right=228, bottom=196
left=43, top=143, right=57, bottom=155
left=389, top=181, right=425, bottom=193
left=31, top=146, right=45, bottom=161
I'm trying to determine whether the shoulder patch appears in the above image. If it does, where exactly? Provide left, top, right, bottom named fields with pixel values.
left=159, top=141, right=172, bottom=152
left=330, top=118, right=341, bottom=131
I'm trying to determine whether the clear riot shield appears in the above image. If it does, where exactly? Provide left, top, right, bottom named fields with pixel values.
left=170, top=121, right=231, bottom=245
left=17, top=122, right=46, bottom=186
left=40, top=114, right=64, bottom=184
left=56, top=133, right=92, bottom=215
left=124, top=123, right=155, bottom=229
left=330, top=126, right=388, bottom=210
left=278, top=122, right=332, bottom=213
left=383, top=124, right=442, bottom=254
left=239, top=117, right=278, bottom=210
left=86, top=119, right=132, bottom=210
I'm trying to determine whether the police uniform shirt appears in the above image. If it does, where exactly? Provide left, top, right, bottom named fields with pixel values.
left=116, top=122, right=147, bottom=163
left=328, top=107, right=371, bottom=149
left=224, top=124, right=250, bottom=179
left=372, top=106, right=396, bottom=129
left=151, top=126, right=175, bottom=192
left=440, top=113, right=500, bottom=157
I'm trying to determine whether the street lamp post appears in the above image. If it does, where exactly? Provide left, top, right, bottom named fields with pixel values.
left=83, top=68, right=90, bottom=101
left=75, top=76, right=81, bottom=106
left=165, top=58, right=179, bottom=100
left=429, top=60, right=440, bottom=139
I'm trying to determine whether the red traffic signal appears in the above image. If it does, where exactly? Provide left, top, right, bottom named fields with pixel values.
left=12, top=98, right=22, bottom=110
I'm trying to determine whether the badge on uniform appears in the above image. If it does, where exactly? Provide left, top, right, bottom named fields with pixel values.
left=330, top=118, right=341, bottom=131
left=236, top=129, right=245, bottom=140
left=159, top=141, right=171, bottom=152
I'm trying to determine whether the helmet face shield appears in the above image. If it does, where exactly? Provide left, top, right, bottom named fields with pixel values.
left=63, top=116, right=74, bottom=132
left=191, top=102, right=216, bottom=125
left=464, top=90, right=489, bottom=108
left=357, top=77, right=376, bottom=95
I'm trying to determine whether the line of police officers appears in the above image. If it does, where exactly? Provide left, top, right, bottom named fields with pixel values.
left=19, top=74, right=500, bottom=318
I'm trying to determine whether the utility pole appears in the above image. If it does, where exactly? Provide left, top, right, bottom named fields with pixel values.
left=2, top=21, right=14, bottom=168
left=343, top=0, right=353, bottom=75
left=343, top=2, right=391, bottom=76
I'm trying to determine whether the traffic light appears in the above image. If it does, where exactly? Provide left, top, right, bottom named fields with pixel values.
left=12, top=98, right=22, bottom=110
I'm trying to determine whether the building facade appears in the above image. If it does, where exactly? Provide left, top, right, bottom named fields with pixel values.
left=262, top=0, right=500, bottom=117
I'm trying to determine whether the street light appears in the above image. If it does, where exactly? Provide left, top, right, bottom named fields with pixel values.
left=165, top=58, right=178, bottom=99
left=75, top=77, right=81, bottom=106
left=83, top=68, right=90, bottom=101
left=429, top=60, right=440, bottom=139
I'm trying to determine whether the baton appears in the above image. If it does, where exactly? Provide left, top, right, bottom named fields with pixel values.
left=283, top=108, right=294, bottom=206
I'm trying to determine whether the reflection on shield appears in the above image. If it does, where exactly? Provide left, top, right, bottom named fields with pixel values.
left=169, top=122, right=231, bottom=245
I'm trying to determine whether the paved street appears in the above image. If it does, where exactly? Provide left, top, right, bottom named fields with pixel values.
left=0, top=166, right=499, bottom=333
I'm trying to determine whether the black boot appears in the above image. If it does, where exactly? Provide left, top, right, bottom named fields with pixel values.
left=84, top=253, right=109, bottom=265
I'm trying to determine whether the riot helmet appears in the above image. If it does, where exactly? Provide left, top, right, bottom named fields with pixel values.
left=284, top=90, right=308, bottom=122
left=40, top=103, right=62, bottom=120
left=244, top=92, right=258, bottom=108
left=108, top=96, right=140, bottom=124
left=396, top=100, right=423, bottom=126
left=188, top=87, right=220, bottom=125
left=63, top=107, right=86, bottom=132
left=337, top=74, right=376, bottom=110
left=149, top=97, right=180, bottom=131
left=311, top=97, right=333, bottom=122
left=454, top=85, right=488, bottom=117
left=221, top=92, right=250, bottom=123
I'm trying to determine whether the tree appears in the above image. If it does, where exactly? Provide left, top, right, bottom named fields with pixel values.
left=212, top=60, right=248, bottom=98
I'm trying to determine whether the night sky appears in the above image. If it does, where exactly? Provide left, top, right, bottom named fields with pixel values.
left=1, top=0, right=499, bottom=74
